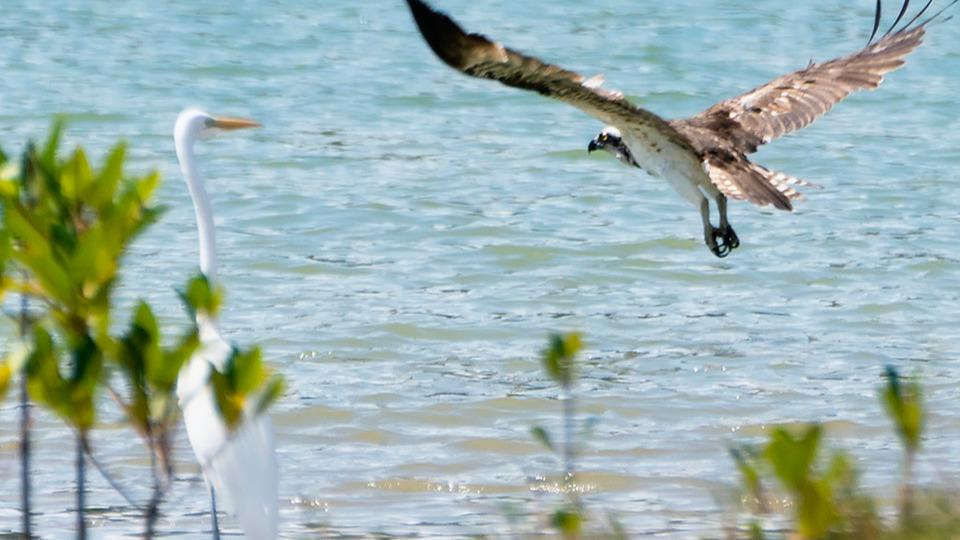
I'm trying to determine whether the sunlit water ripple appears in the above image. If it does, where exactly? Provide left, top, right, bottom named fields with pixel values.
left=0, top=1, right=958, bottom=537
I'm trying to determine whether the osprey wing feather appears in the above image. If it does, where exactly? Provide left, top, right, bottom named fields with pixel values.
left=405, top=0, right=691, bottom=148
left=672, top=4, right=947, bottom=154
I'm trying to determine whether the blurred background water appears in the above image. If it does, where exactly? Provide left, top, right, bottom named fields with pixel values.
left=0, top=0, right=958, bottom=537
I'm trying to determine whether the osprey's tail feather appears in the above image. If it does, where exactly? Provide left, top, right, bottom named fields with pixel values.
left=702, top=153, right=822, bottom=211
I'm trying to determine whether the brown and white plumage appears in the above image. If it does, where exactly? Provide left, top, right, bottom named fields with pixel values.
left=405, top=0, right=693, bottom=149
left=674, top=25, right=929, bottom=155
left=405, top=0, right=954, bottom=257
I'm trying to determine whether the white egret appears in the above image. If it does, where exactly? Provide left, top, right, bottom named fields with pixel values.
left=174, top=108, right=279, bottom=539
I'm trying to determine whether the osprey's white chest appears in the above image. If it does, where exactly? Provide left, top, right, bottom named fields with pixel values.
left=623, top=129, right=713, bottom=207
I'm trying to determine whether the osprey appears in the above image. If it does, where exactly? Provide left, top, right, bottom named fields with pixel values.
left=405, top=0, right=955, bottom=257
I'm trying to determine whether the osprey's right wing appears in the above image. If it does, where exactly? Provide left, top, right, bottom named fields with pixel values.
left=405, top=0, right=693, bottom=149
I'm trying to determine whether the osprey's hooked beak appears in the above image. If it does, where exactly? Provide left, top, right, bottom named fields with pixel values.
left=588, top=130, right=614, bottom=153
left=588, top=130, right=641, bottom=169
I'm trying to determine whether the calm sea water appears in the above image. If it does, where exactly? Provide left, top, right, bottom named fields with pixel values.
left=1, top=1, right=958, bottom=537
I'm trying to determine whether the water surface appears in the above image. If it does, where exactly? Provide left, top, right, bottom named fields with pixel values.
left=0, top=0, right=958, bottom=537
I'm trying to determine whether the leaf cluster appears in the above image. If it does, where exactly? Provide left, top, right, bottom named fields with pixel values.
left=730, top=367, right=956, bottom=539
left=0, top=121, right=163, bottom=430
left=115, top=302, right=200, bottom=437
left=2, top=120, right=162, bottom=332
left=210, top=344, right=284, bottom=432
left=881, top=366, right=923, bottom=458
left=541, top=332, right=582, bottom=389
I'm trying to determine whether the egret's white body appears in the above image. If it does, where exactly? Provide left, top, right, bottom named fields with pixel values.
left=174, top=108, right=278, bottom=539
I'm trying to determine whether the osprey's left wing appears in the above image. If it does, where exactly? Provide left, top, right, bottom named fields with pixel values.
left=405, top=0, right=692, bottom=149
left=673, top=0, right=955, bottom=154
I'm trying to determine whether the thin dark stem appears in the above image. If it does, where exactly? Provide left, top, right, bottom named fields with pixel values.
left=562, top=385, right=576, bottom=481
left=19, top=378, right=32, bottom=537
left=900, top=449, right=916, bottom=523
left=144, top=402, right=178, bottom=538
left=145, top=472, right=159, bottom=537
left=18, top=291, right=32, bottom=538
left=144, top=427, right=161, bottom=539
left=209, top=486, right=221, bottom=540
left=83, top=441, right=140, bottom=509
left=76, top=433, right=87, bottom=540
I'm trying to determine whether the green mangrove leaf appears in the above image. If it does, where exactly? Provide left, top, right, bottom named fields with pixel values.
left=550, top=507, right=583, bottom=539
left=0, top=178, right=18, bottom=197
left=135, top=170, right=161, bottom=203
left=5, top=202, right=51, bottom=257
left=730, top=445, right=763, bottom=502
left=254, top=376, right=285, bottom=417
left=232, top=346, right=266, bottom=395
left=153, top=330, right=199, bottom=392
left=0, top=360, right=11, bottom=400
left=93, top=143, right=126, bottom=208
left=881, top=365, right=923, bottom=454
left=26, top=326, right=65, bottom=413
left=765, top=425, right=822, bottom=492
left=541, top=332, right=582, bottom=387
left=210, top=366, right=243, bottom=431
left=178, top=273, right=223, bottom=318
left=12, top=249, right=73, bottom=306
left=531, top=425, right=556, bottom=453
left=41, top=118, right=64, bottom=168
left=62, top=148, right=93, bottom=202
left=210, top=344, right=282, bottom=431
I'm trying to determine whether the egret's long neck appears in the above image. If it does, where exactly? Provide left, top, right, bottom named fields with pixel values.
left=175, top=135, right=218, bottom=285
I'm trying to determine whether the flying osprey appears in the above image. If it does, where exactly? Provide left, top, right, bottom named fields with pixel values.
left=405, top=0, right=955, bottom=257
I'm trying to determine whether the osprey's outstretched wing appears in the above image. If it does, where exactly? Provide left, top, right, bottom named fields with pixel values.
left=405, top=0, right=693, bottom=150
left=673, top=0, right=956, bottom=154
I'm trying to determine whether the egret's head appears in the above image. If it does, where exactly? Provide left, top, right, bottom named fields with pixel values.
left=175, top=107, right=261, bottom=144
left=587, top=126, right=638, bottom=168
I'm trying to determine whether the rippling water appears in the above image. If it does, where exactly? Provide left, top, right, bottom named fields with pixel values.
left=1, top=1, right=959, bottom=537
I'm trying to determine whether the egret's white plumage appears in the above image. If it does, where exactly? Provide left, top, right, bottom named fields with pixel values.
left=174, top=108, right=278, bottom=539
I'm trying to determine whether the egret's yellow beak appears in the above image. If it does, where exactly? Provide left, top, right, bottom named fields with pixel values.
left=211, top=117, right=262, bottom=130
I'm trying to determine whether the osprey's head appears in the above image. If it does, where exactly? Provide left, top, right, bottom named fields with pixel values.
left=588, top=126, right=639, bottom=168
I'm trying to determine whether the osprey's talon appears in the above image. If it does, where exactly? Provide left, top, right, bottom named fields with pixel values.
left=721, top=225, right=740, bottom=250
left=712, top=242, right=731, bottom=258
left=709, top=228, right=732, bottom=258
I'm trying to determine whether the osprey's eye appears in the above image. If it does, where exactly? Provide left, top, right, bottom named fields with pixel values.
left=204, top=117, right=216, bottom=127
left=599, top=134, right=608, bottom=143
